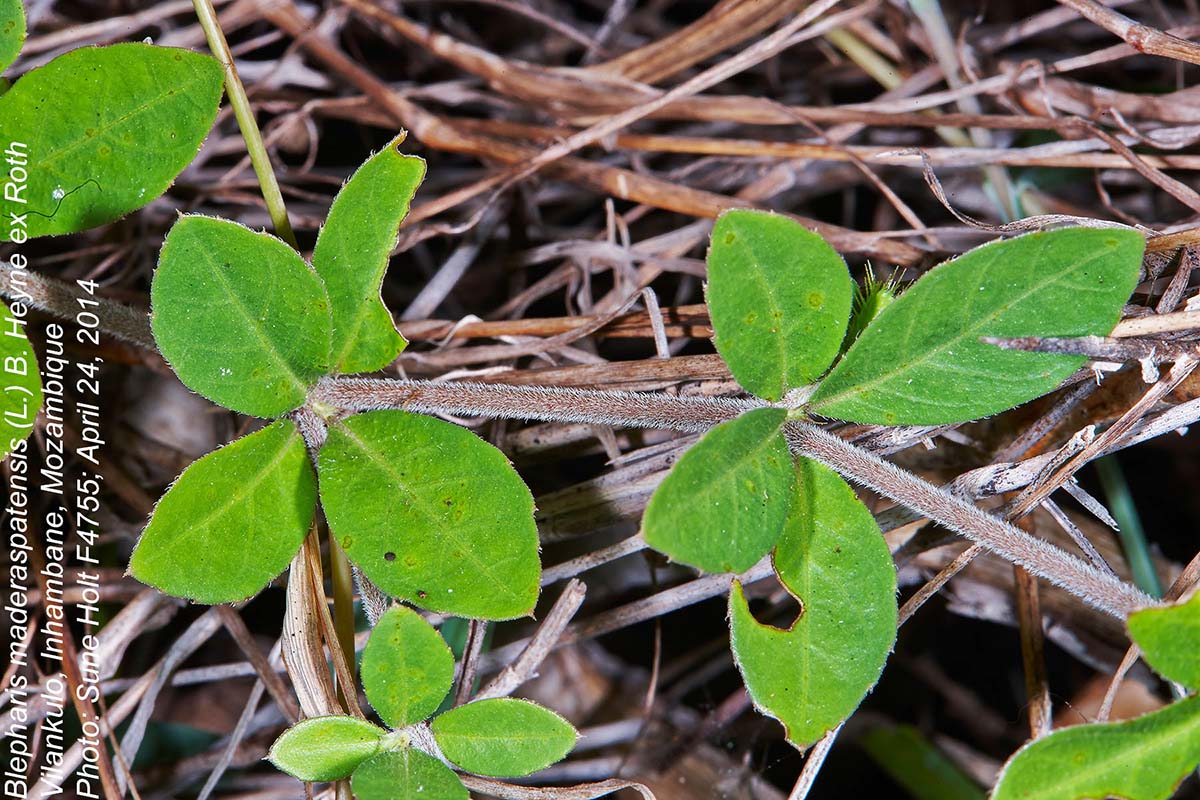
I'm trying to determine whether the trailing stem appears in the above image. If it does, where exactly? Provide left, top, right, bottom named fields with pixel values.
left=191, top=0, right=298, bottom=248
left=313, top=376, right=1160, bottom=619
left=191, top=0, right=352, bottom=744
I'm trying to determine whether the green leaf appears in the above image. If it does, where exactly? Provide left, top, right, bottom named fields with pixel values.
left=1128, top=592, right=1200, bottom=688
left=730, top=458, right=897, bottom=748
left=0, top=43, right=223, bottom=240
left=313, top=132, right=424, bottom=374
left=0, top=299, right=41, bottom=459
left=268, top=716, right=385, bottom=782
left=361, top=605, right=454, bottom=728
left=351, top=749, right=467, bottom=800
left=431, top=698, right=577, bottom=778
left=706, top=210, right=853, bottom=401
left=642, top=407, right=792, bottom=574
left=860, top=725, right=985, bottom=800
left=992, top=695, right=1200, bottom=800
left=0, top=0, right=24, bottom=75
left=319, top=410, right=540, bottom=620
left=809, top=228, right=1145, bottom=425
left=151, top=215, right=332, bottom=418
left=129, top=419, right=316, bottom=603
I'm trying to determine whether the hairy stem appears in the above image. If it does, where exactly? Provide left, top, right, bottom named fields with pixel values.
left=313, top=376, right=761, bottom=432
left=191, top=0, right=298, bottom=247
left=315, top=376, right=1159, bottom=618
left=782, top=421, right=1156, bottom=617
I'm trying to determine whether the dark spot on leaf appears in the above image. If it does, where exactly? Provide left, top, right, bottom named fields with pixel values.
left=383, top=552, right=396, bottom=562
left=883, top=411, right=897, bottom=425
left=745, top=311, right=758, bottom=324
left=443, top=498, right=454, bottom=507
left=807, top=291, right=824, bottom=309
left=174, top=53, right=183, bottom=61
left=342, top=536, right=353, bottom=549
left=724, top=233, right=736, bottom=245
left=417, top=590, right=428, bottom=599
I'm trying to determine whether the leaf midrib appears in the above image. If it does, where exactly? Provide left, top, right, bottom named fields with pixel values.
left=336, top=422, right=524, bottom=604
left=811, top=242, right=1115, bottom=412
left=1015, top=696, right=1200, bottom=799
left=36, top=57, right=210, bottom=171
left=147, top=424, right=298, bottom=562
left=198, top=240, right=313, bottom=399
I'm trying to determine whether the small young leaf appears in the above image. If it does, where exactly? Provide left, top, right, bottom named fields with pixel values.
left=151, top=215, right=332, bottom=418
left=730, top=458, right=897, bottom=748
left=0, top=300, right=41, bottom=459
left=0, top=43, right=223, bottom=240
left=643, top=407, right=792, bottom=574
left=351, top=749, right=468, bottom=800
left=361, top=605, right=454, bottom=728
left=268, top=716, right=385, bottom=782
left=431, top=698, right=577, bottom=778
left=992, top=694, right=1200, bottom=800
left=1127, top=592, right=1200, bottom=689
left=313, top=132, right=425, bottom=374
left=0, top=0, right=25, bottom=74
left=319, top=411, right=540, bottom=620
left=706, top=210, right=853, bottom=401
left=129, top=419, right=316, bottom=603
left=809, top=228, right=1145, bottom=425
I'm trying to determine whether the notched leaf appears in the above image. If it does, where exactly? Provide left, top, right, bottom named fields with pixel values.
left=313, top=131, right=426, bottom=374
left=729, top=458, right=897, bottom=748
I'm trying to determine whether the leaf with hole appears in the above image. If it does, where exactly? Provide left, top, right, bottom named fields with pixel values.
left=730, top=458, right=897, bottom=747
left=0, top=43, right=223, bottom=240
left=809, top=228, right=1145, bottom=425
left=351, top=749, right=468, bottom=800
left=991, top=695, right=1200, bottom=800
left=318, top=410, right=540, bottom=620
left=706, top=210, right=853, bottom=401
left=268, top=716, right=385, bottom=782
left=313, top=132, right=425, bottom=374
left=643, top=407, right=792, bottom=574
left=361, top=605, right=454, bottom=728
left=1127, top=592, right=1200, bottom=689
left=0, top=0, right=24, bottom=75
left=0, top=299, right=41, bottom=460
left=129, top=419, right=316, bottom=603
left=431, top=698, right=577, bottom=778
left=151, top=215, right=332, bottom=418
